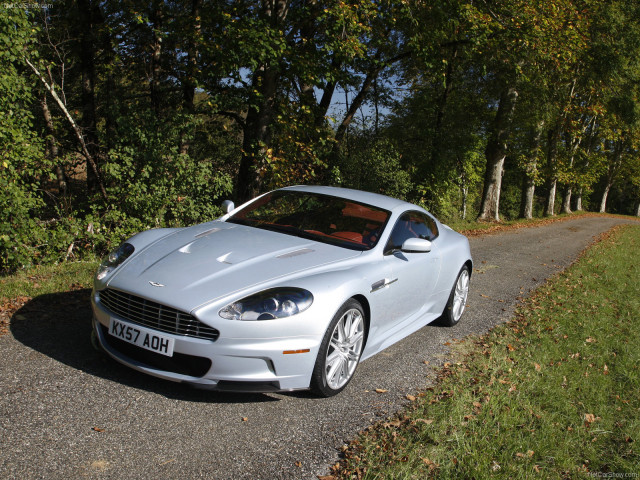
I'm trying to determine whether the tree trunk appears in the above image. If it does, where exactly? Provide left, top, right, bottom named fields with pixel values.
left=544, top=125, right=561, bottom=216
left=25, top=58, right=107, bottom=200
left=149, top=1, right=164, bottom=116
left=635, top=201, right=640, bottom=217
left=600, top=141, right=623, bottom=213
left=561, top=186, right=572, bottom=214
left=41, top=94, right=66, bottom=196
left=599, top=184, right=610, bottom=213
left=477, top=86, right=518, bottom=222
left=179, top=0, right=201, bottom=155
left=77, top=0, right=101, bottom=195
left=520, top=120, right=544, bottom=219
left=430, top=45, right=457, bottom=168
left=235, top=0, right=288, bottom=203
left=575, top=188, right=583, bottom=211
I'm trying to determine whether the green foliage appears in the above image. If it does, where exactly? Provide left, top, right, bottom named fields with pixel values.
left=0, top=10, right=49, bottom=271
left=2, top=0, right=640, bottom=272
left=334, top=138, right=413, bottom=200
left=104, top=114, right=232, bottom=229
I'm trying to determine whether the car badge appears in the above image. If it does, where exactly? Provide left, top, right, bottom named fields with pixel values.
left=149, top=281, right=165, bottom=287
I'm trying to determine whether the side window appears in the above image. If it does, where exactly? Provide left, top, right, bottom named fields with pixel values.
left=385, top=211, right=438, bottom=253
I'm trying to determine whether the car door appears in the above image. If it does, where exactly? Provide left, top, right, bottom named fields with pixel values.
left=377, top=211, right=442, bottom=332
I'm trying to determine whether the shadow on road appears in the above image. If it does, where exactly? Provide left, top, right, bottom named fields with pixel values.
left=9, top=289, right=278, bottom=404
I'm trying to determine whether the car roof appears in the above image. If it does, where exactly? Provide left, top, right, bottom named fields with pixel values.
left=280, top=185, right=418, bottom=213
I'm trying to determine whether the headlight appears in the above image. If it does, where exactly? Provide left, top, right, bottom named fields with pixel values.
left=96, top=243, right=135, bottom=281
left=219, top=288, right=313, bottom=321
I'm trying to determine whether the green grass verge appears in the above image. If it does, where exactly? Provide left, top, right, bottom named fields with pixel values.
left=0, top=259, right=99, bottom=300
left=335, top=224, right=640, bottom=479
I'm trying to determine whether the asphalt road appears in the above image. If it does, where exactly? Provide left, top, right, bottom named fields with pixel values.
left=0, top=215, right=635, bottom=480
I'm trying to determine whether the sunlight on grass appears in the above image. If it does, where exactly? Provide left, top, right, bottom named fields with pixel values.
left=0, top=259, right=99, bottom=300
left=336, top=224, right=640, bottom=479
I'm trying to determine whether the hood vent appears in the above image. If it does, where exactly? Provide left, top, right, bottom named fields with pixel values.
left=276, top=248, right=314, bottom=259
left=194, top=227, right=220, bottom=239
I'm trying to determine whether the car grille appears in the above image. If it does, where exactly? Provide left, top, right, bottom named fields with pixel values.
left=98, top=288, right=219, bottom=341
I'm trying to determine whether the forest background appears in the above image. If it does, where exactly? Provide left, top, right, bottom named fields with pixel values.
left=1, top=0, right=639, bottom=272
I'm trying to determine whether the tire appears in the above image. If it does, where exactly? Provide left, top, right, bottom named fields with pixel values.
left=438, top=265, right=470, bottom=327
left=310, top=299, right=366, bottom=397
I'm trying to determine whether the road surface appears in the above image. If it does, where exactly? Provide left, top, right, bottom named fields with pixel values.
left=0, top=215, right=635, bottom=479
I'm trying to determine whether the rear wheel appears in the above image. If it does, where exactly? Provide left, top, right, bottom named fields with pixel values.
left=310, top=299, right=365, bottom=397
left=439, top=265, right=470, bottom=327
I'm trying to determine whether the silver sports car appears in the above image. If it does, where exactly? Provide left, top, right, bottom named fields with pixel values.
left=91, top=185, right=472, bottom=396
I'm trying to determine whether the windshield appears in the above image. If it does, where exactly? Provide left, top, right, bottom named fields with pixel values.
left=227, top=190, right=391, bottom=250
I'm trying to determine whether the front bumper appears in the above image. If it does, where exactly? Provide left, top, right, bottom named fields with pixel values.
left=91, top=293, right=322, bottom=392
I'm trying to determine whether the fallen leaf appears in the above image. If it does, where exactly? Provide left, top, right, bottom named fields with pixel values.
left=603, top=364, right=609, bottom=375
left=584, top=413, right=596, bottom=425
left=91, top=427, right=104, bottom=432
left=534, top=465, right=541, bottom=472
left=317, top=476, right=337, bottom=480
left=383, top=419, right=402, bottom=428
left=406, top=394, right=416, bottom=401
left=585, top=337, right=596, bottom=343
left=534, top=363, right=541, bottom=371
left=295, top=461, right=302, bottom=468
left=375, top=388, right=388, bottom=393
left=415, top=418, right=434, bottom=425
left=507, top=344, right=515, bottom=351
left=508, top=385, right=517, bottom=393
left=242, top=417, right=248, bottom=422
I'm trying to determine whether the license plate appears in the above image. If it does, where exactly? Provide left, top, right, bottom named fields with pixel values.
left=108, top=318, right=175, bottom=357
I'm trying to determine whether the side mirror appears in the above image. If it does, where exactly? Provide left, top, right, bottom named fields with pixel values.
left=401, top=237, right=431, bottom=253
left=221, top=200, right=235, bottom=214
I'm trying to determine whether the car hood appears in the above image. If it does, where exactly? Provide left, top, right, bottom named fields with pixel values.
left=107, top=222, right=361, bottom=312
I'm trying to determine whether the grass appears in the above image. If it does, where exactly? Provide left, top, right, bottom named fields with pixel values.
left=334, top=224, right=640, bottom=479
left=0, top=259, right=99, bottom=335
left=0, top=259, right=99, bottom=300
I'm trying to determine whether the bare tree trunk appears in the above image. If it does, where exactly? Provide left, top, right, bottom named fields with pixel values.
left=575, top=188, right=583, bottom=211
left=41, top=94, right=67, bottom=196
left=635, top=201, right=640, bottom=217
left=520, top=120, right=544, bottom=219
left=600, top=141, right=623, bottom=213
left=599, top=184, right=610, bottom=213
left=561, top=186, right=572, bottom=214
left=477, top=86, right=518, bottom=222
left=544, top=125, right=561, bottom=216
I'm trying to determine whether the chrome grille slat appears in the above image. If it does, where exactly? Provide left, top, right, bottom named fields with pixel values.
left=99, top=289, right=219, bottom=341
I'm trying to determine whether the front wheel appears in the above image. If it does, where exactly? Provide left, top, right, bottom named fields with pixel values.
left=310, top=299, right=366, bottom=397
left=439, top=265, right=470, bottom=327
